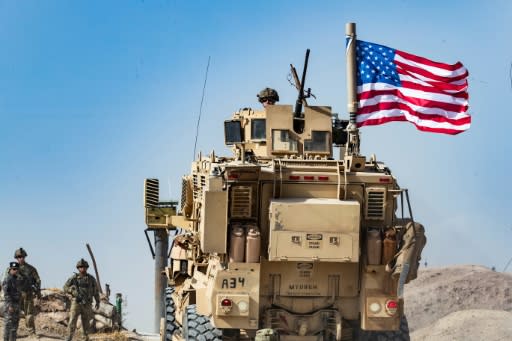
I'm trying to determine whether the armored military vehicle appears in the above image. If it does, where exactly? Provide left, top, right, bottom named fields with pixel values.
left=143, top=23, right=426, bottom=341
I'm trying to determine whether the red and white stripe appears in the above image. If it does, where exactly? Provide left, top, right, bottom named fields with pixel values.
left=357, top=49, right=471, bottom=134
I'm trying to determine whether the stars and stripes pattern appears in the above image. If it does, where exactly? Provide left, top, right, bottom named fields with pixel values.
left=355, top=40, right=471, bottom=134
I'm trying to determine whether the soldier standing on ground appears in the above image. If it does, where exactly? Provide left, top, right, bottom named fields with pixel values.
left=4, top=248, right=41, bottom=337
left=2, top=262, right=21, bottom=341
left=63, top=259, right=100, bottom=341
left=257, top=87, right=279, bottom=108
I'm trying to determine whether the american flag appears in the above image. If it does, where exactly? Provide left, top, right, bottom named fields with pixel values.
left=355, top=40, right=471, bottom=134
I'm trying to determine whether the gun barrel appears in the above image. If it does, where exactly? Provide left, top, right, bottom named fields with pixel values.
left=294, top=49, right=310, bottom=118
left=290, top=64, right=308, bottom=106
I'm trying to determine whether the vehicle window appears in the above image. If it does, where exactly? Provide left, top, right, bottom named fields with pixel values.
left=224, top=120, right=242, bottom=144
left=251, top=119, right=266, bottom=141
left=272, top=129, right=298, bottom=152
left=304, top=131, right=330, bottom=152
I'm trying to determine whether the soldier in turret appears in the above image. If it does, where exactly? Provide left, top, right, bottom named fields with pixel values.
left=257, top=87, right=279, bottom=108
left=63, top=259, right=100, bottom=341
left=2, top=262, right=21, bottom=341
left=4, top=247, right=41, bottom=337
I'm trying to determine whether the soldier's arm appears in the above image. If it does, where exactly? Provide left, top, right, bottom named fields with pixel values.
left=3, top=277, right=15, bottom=303
left=89, top=275, right=100, bottom=308
left=63, top=276, right=73, bottom=293
left=32, top=266, right=42, bottom=297
left=31, top=265, right=41, bottom=288
left=2, top=279, right=9, bottom=302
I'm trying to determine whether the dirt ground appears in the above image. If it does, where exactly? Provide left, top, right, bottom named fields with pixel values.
left=1, top=264, right=511, bottom=340
left=405, top=264, right=512, bottom=340
left=411, top=309, right=512, bottom=341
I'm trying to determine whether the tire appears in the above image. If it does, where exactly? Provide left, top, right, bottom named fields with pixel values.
left=356, top=315, right=410, bottom=341
left=182, top=304, right=222, bottom=341
left=164, top=287, right=179, bottom=341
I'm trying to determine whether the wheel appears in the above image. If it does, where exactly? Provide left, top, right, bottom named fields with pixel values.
left=164, top=287, right=179, bottom=341
left=356, top=315, right=410, bottom=341
left=182, top=304, right=222, bottom=341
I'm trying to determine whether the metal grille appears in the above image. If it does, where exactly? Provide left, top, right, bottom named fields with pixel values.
left=366, top=187, right=386, bottom=220
left=192, top=174, right=208, bottom=202
left=180, top=177, right=188, bottom=212
left=193, top=174, right=199, bottom=200
left=144, top=178, right=159, bottom=207
left=230, top=186, right=252, bottom=218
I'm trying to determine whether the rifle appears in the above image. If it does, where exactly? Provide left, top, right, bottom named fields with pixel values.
left=71, top=274, right=86, bottom=305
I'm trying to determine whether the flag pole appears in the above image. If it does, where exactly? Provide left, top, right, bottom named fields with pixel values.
left=345, top=22, right=360, bottom=156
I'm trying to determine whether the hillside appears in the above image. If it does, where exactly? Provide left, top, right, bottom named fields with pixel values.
left=405, top=265, right=512, bottom=340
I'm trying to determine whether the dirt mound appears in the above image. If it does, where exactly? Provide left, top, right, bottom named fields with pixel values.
left=410, top=309, right=512, bottom=341
left=405, top=265, right=512, bottom=340
left=404, top=265, right=512, bottom=332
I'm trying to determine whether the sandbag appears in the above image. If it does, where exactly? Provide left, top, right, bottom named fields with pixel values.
left=95, top=301, right=116, bottom=317
left=255, top=328, right=280, bottom=341
left=94, top=313, right=113, bottom=328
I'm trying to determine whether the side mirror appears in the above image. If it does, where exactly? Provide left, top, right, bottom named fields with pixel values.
left=224, top=120, right=243, bottom=145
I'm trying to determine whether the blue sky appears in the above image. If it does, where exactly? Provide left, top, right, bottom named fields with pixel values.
left=1, top=0, right=511, bottom=332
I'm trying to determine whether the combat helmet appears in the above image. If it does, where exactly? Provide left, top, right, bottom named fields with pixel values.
left=257, top=87, right=279, bottom=104
left=14, top=247, right=27, bottom=258
left=76, top=258, right=89, bottom=268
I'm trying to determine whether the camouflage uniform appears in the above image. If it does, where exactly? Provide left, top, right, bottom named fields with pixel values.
left=2, top=264, right=21, bottom=341
left=63, top=260, right=100, bottom=341
left=4, top=248, right=41, bottom=335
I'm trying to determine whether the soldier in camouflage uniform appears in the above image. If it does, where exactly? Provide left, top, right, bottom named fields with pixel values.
left=4, top=248, right=41, bottom=336
left=2, top=262, right=21, bottom=341
left=257, top=87, right=279, bottom=108
left=63, top=259, right=100, bottom=341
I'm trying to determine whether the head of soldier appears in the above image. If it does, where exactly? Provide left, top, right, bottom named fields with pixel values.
left=76, top=258, right=89, bottom=275
left=257, top=87, right=279, bottom=108
left=14, top=247, right=27, bottom=265
left=9, top=261, right=19, bottom=275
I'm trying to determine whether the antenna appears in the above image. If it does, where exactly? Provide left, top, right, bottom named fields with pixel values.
left=503, top=257, right=512, bottom=272
left=167, top=177, right=172, bottom=201
left=193, top=56, right=211, bottom=160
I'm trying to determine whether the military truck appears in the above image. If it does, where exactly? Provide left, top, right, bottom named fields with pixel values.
left=143, top=24, right=426, bottom=341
